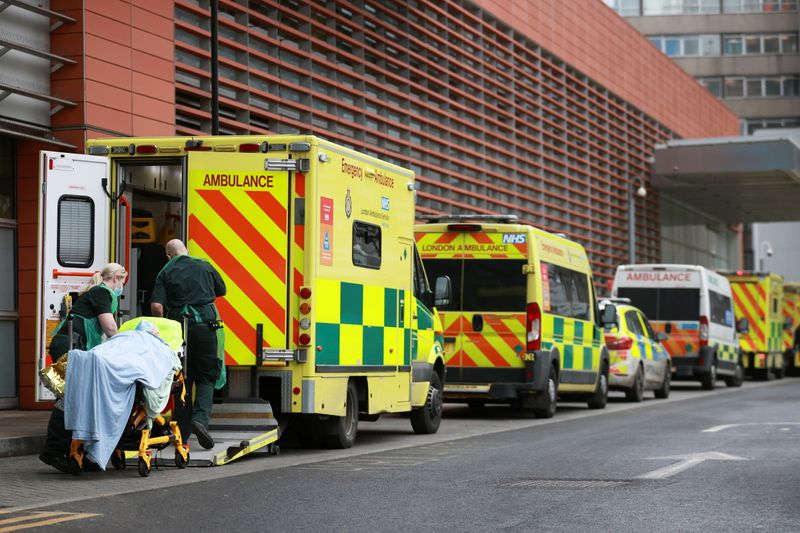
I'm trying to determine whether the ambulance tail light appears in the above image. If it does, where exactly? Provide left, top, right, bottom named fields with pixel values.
left=447, top=224, right=481, bottom=232
left=699, top=316, right=709, bottom=347
left=135, top=145, right=158, bottom=154
left=604, top=335, right=633, bottom=351
left=298, top=333, right=311, bottom=346
left=299, top=287, right=312, bottom=299
left=526, top=302, right=541, bottom=352
left=239, top=143, right=261, bottom=153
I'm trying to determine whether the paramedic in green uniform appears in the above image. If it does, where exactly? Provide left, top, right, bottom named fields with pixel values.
left=151, top=239, right=226, bottom=450
left=39, top=263, right=127, bottom=473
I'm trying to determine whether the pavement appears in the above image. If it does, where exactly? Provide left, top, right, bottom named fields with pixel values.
left=0, top=409, right=50, bottom=458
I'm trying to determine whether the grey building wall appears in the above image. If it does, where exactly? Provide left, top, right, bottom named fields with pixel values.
left=752, top=222, right=800, bottom=281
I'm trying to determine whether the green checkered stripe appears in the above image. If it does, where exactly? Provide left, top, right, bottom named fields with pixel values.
left=769, top=321, right=782, bottom=353
left=713, top=342, right=739, bottom=362
left=314, top=278, right=418, bottom=367
left=540, top=314, right=603, bottom=371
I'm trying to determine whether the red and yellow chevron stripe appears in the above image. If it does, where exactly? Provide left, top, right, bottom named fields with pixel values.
left=784, top=284, right=800, bottom=350
left=416, top=232, right=527, bottom=259
left=650, top=322, right=699, bottom=357
left=440, top=311, right=526, bottom=369
left=731, top=280, right=767, bottom=353
left=187, top=157, right=290, bottom=366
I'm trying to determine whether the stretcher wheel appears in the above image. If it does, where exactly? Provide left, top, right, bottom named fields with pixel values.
left=175, top=450, right=189, bottom=469
left=138, top=458, right=150, bottom=477
left=111, top=451, right=126, bottom=470
left=268, top=444, right=280, bottom=456
left=68, top=457, right=82, bottom=476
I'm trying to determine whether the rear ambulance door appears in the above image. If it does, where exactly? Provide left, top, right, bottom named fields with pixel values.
left=185, top=152, right=291, bottom=366
left=37, top=152, right=111, bottom=401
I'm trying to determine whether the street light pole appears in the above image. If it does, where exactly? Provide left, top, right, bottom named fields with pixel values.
left=628, top=178, right=646, bottom=265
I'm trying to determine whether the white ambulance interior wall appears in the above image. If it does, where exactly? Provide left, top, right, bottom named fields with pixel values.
left=660, top=195, right=738, bottom=272
left=752, top=222, right=800, bottom=282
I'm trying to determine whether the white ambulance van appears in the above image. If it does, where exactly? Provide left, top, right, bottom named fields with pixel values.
left=611, top=264, right=743, bottom=390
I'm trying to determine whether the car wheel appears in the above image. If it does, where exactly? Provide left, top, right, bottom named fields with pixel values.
left=410, top=371, right=443, bottom=434
left=587, top=362, right=608, bottom=410
left=533, top=365, right=558, bottom=419
left=723, top=362, right=744, bottom=388
left=625, top=365, right=645, bottom=403
left=654, top=365, right=670, bottom=399
left=322, top=380, right=359, bottom=448
left=700, top=362, right=717, bottom=390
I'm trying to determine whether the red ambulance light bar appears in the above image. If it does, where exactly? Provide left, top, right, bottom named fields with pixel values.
left=239, top=143, right=261, bottom=153
left=135, top=145, right=158, bottom=154
left=447, top=224, right=481, bottom=232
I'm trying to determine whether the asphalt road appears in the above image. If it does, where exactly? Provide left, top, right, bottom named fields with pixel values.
left=3, top=379, right=800, bottom=532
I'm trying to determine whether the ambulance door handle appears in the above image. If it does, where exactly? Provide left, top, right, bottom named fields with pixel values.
left=472, top=314, right=484, bottom=332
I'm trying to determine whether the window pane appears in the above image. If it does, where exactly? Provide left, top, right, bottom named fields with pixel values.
left=746, top=79, right=762, bottom=97
left=0, top=228, right=13, bottom=311
left=783, top=78, right=798, bottom=96
left=745, top=35, right=761, bottom=54
left=0, top=139, right=12, bottom=220
left=763, top=35, right=780, bottom=53
left=569, top=271, right=591, bottom=321
left=702, top=35, right=721, bottom=55
left=701, top=0, right=721, bottom=12
left=617, top=288, right=700, bottom=321
left=352, top=221, right=381, bottom=269
left=709, top=291, right=733, bottom=326
left=723, top=36, right=743, bottom=55
left=701, top=78, right=723, bottom=97
left=725, top=78, right=744, bottom=97
left=781, top=34, right=798, bottom=53
left=57, top=196, right=94, bottom=267
left=665, top=38, right=681, bottom=56
left=0, top=321, right=15, bottom=398
left=684, top=37, right=700, bottom=56
left=764, top=78, right=781, bottom=96
left=462, top=260, right=526, bottom=312
left=625, top=311, right=644, bottom=336
left=544, top=263, right=571, bottom=317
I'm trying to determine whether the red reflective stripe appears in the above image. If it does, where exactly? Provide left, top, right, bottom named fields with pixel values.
left=246, top=190, right=288, bottom=234
left=471, top=233, right=493, bottom=244
left=467, top=332, right=511, bottom=367
left=216, top=297, right=256, bottom=354
left=435, top=232, right=460, bottom=244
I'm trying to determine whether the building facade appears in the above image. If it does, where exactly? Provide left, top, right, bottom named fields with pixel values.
left=1, top=0, right=737, bottom=408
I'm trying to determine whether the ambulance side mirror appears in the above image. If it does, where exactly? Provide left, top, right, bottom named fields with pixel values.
left=434, top=276, right=452, bottom=308
left=736, top=317, right=749, bottom=334
left=600, top=304, right=617, bottom=329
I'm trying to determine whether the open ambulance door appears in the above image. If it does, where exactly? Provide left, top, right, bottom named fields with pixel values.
left=36, top=152, right=111, bottom=401
left=184, top=151, right=291, bottom=367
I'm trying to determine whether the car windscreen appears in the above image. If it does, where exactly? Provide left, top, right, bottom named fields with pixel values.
left=616, top=287, right=700, bottom=321
left=421, top=258, right=526, bottom=312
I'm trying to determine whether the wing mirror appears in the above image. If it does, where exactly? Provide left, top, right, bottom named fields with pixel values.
left=736, top=317, right=749, bottom=334
left=656, top=332, right=669, bottom=342
left=600, top=303, right=618, bottom=329
left=434, top=275, right=452, bottom=308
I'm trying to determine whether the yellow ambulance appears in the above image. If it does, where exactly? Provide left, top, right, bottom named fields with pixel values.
left=36, top=135, right=450, bottom=451
left=723, top=271, right=785, bottom=380
left=784, top=283, right=800, bottom=376
left=415, top=215, right=609, bottom=418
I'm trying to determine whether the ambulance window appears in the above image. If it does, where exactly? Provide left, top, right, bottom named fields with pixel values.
left=709, top=290, right=733, bottom=326
left=462, top=259, right=526, bottom=312
left=352, top=221, right=381, bottom=269
left=547, top=266, right=572, bottom=317
left=57, top=195, right=94, bottom=268
left=569, top=272, right=591, bottom=321
left=640, top=314, right=657, bottom=339
left=625, top=312, right=644, bottom=336
left=543, top=263, right=590, bottom=320
left=412, top=246, right=431, bottom=301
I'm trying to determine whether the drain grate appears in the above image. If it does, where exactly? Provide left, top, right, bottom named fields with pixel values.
left=504, top=479, right=629, bottom=489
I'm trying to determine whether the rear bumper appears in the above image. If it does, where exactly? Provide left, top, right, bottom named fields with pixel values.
left=443, top=351, right=553, bottom=401
left=671, top=347, right=714, bottom=380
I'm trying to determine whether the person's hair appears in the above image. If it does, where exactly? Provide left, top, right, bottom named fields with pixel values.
left=80, top=263, right=127, bottom=295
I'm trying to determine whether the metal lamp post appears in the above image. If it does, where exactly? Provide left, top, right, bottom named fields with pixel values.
left=628, top=178, right=647, bottom=264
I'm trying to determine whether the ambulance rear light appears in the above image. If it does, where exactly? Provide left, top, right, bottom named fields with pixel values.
left=526, top=302, right=541, bottom=352
left=604, top=334, right=633, bottom=351
left=87, top=145, right=109, bottom=155
left=238, top=143, right=261, bottom=153
left=699, top=315, right=709, bottom=347
left=447, top=224, right=481, bottom=232
left=299, top=303, right=311, bottom=314
left=135, top=144, right=158, bottom=154
left=299, top=287, right=312, bottom=299
left=298, top=333, right=311, bottom=346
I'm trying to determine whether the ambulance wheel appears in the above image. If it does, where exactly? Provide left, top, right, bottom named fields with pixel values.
left=533, top=366, right=558, bottom=419
left=723, top=363, right=744, bottom=388
left=701, top=363, right=717, bottom=390
left=111, top=450, right=126, bottom=470
left=774, top=356, right=786, bottom=379
left=587, top=363, right=608, bottom=410
left=411, top=371, right=443, bottom=434
left=138, top=458, right=150, bottom=477
left=175, top=450, right=188, bottom=469
left=322, top=380, right=358, bottom=449
left=654, top=367, right=671, bottom=399
left=625, top=366, right=645, bottom=403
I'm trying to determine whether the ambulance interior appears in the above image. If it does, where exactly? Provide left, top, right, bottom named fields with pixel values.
left=116, top=160, right=184, bottom=323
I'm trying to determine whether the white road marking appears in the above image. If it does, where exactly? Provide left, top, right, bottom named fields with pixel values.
left=703, top=422, right=800, bottom=433
left=636, top=452, right=746, bottom=480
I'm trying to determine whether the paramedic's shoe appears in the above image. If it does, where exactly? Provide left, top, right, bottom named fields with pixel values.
left=39, top=453, right=70, bottom=474
left=191, top=420, right=214, bottom=449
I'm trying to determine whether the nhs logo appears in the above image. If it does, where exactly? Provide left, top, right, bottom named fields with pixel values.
left=502, top=234, right=526, bottom=244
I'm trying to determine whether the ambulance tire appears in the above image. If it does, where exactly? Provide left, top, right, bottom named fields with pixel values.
left=322, top=380, right=359, bottom=449
left=774, top=355, right=786, bottom=380
left=411, top=371, right=443, bottom=434
left=700, top=362, right=717, bottom=390
left=625, top=366, right=645, bottom=403
left=654, top=366, right=671, bottom=399
left=532, top=366, right=558, bottom=419
left=723, top=363, right=744, bottom=388
left=587, top=362, right=608, bottom=410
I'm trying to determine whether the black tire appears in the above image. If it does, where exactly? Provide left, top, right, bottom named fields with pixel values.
left=533, top=365, right=558, bottom=419
left=654, top=363, right=671, bottom=399
left=175, top=449, right=188, bottom=469
left=411, top=371, right=444, bottom=434
left=587, top=363, right=608, bottom=409
left=322, top=380, right=359, bottom=449
left=111, top=450, right=126, bottom=470
left=137, top=458, right=150, bottom=478
left=774, top=354, right=786, bottom=380
left=723, top=363, right=744, bottom=388
left=700, top=362, right=717, bottom=390
left=625, top=366, right=645, bottom=402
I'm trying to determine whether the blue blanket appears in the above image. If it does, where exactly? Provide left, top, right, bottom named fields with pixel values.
left=64, top=329, right=176, bottom=469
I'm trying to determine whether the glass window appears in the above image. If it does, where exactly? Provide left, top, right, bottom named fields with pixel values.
left=0, top=321, right=15, bottom=398
left=57, top=196, right=94, bottom=268
left=664, top=38, right=681, bottom=56
left=783, top=77, right=799, bottom=96
left=641, top=314, right=657, bottom=339
left=763, top=35, right=780, bottom=53
left=684, top=37, right=700, bottom=56
left=724, top=36, right=743, bottom=55
left=462, top=260, right=526, bottom=312
left=781, top=34, right=798, bottom=53
left=709, top=291, right=733, bottom=326
left=625, top=311, right=644, bottom=336
left=543, top=263, right=592, bottom=320
left=616, top=288, right=701, bottom=321
left=746, top=79, right=763, bottom=97
left=745, top=35, right=762, bottom=54
left=0, top=228, right=13, bottom=311
left=0, top=140, right=12, bottom=220
left=701, top=35, right=721, bottom=55
left=421, top=258, right=462, bottom=311
left=352, top=221, right=381, bottom=269
left=698, top=77, right=723, bottom=97
left=725, top=78, right=744, bottom=98
left=764, top=78, right=781, bottom=96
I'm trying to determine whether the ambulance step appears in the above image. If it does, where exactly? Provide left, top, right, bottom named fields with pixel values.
left=208, top=398, right=279, bottom=432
